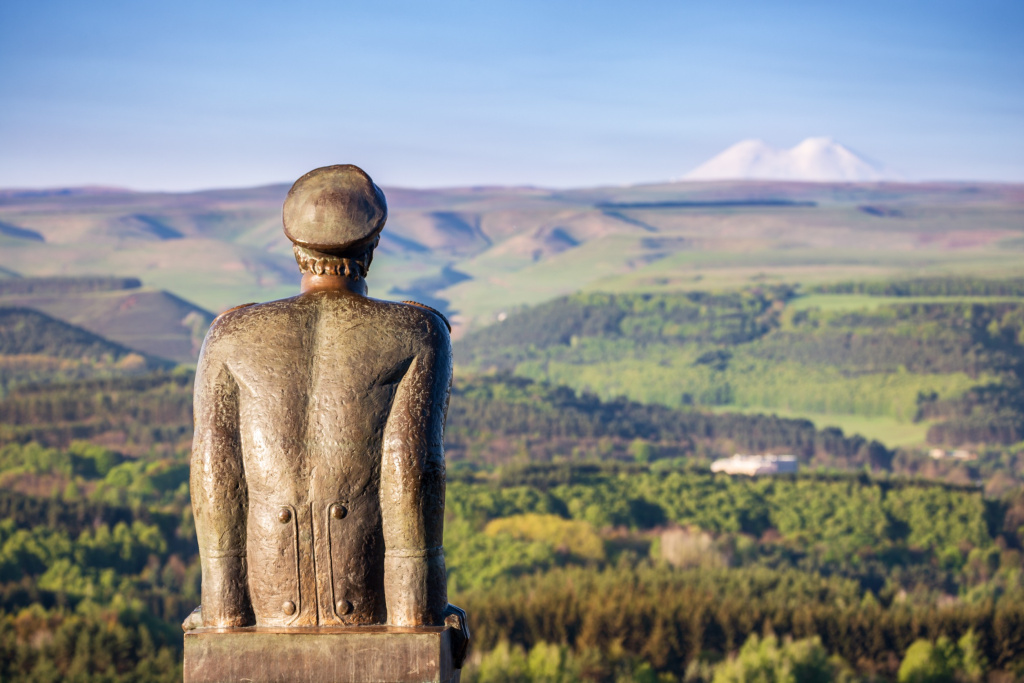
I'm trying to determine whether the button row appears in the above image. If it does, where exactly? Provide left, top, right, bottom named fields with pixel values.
left=278, top=505, right=347, bottom=523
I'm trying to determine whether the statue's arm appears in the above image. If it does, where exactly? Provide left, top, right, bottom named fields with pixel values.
left=190, top=329, right=253, bottom=628
left=380, top=318, right=453, bottom=627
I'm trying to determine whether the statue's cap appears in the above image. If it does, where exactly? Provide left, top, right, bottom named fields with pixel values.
left=283, top=165, right=387, bottom=254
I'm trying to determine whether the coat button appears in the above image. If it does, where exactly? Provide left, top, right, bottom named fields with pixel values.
left=283, top=601, right=296, bottom=616
left=330, top=504, right=347, bottom=520
left=336, top=599, right=352, bottom=615
left=278, top=508, right=292, bottom=523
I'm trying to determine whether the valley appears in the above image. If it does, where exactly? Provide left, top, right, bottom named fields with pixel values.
left=1, top=179, right=1023, bottom=679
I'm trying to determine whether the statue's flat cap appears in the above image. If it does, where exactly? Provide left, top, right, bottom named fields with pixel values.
left=283, top=165, right=387, bottom=254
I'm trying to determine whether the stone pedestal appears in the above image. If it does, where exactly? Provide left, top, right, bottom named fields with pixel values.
left=183, top=626, right=460, bottom=683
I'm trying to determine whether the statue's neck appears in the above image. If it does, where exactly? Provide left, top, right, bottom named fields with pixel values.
left=300, top=273, right=368, bottom=297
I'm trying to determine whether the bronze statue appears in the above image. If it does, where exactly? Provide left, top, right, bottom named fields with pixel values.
left=184, top=165, right=468, bottom=670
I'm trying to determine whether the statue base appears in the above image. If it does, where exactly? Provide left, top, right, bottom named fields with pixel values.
left=183, top=626, right=460, bottom=683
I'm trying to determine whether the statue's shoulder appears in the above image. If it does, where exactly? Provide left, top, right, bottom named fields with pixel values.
left=398, top=300, right=451, bottom=333
left=206, top=299, right=301, bottom=339
left=213, top=296, right=315, bottom=325
left=213, top=301, right=258, bottom=322
left=208, top=300, right=274, bottom=332
left=366, top=298, right=451, bottom=338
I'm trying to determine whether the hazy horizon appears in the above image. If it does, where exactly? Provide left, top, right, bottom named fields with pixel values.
left=5, top=170, right=1024, bottom=196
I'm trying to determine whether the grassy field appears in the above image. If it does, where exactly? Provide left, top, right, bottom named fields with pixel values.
left=708, top=405, right=933, bottom=447
left=506, top=347, right=980, bottom=448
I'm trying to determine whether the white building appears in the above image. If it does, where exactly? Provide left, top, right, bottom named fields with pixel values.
left=929, top=448, right=977, bottom=461
left=711, top=454, right=799, bottom=476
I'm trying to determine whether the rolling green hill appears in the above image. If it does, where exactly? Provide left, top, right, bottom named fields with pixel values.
left=0, top=307, right=145, bottom=360
left=0, top=277, right=214, bottom=364
left=0, top=308, right=173, bottom=395
left=456, top=282, right=1024, bottom=451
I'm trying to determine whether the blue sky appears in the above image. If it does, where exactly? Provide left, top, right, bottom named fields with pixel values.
left=1, top=1, right=1021, bottom=190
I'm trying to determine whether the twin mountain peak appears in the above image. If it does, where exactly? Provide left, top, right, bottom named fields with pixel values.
left=685, top=137, right=900, bottom=182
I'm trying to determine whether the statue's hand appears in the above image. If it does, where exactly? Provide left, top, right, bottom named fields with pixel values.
left=443, top=603, right=470, bottom=669
left=182, top=606, right=203, bottom=632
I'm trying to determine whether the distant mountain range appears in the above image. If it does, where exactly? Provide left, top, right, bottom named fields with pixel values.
left=685, top=138, right=900, bottom=182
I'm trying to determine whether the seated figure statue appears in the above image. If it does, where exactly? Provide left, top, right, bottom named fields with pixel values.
left=184, top=165, right=468, bottom=669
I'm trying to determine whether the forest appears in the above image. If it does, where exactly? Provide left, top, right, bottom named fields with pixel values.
left=0, top=438, right=1023, bottom=681
left=0, top=276, right=1023, bottom=681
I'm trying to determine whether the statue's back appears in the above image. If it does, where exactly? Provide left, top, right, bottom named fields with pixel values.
left=185, top=165, right=467, bottom=680
left=193, top=289, right=451, bottom=627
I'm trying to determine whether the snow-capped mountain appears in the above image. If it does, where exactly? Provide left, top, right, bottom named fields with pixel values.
left=684, top=138, right=899, bottom=182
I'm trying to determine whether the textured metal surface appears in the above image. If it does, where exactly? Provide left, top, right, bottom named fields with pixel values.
left=184, top=627, right=459, bottom=683
left=185, top=165, right=469, bottom=673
